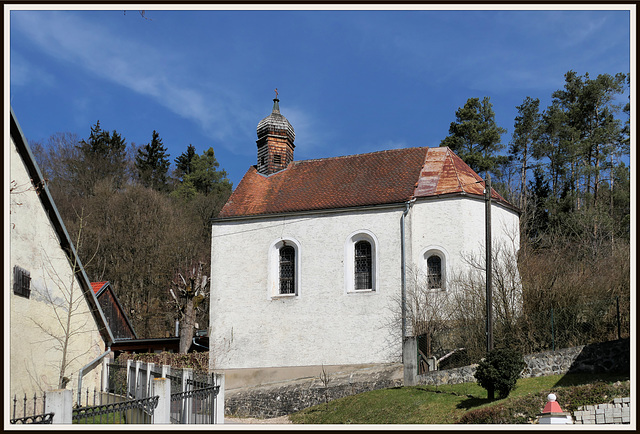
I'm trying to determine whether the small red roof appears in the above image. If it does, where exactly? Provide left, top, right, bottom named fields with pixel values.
left=542, top=399, right=564, bottom=414
left=217, top=146, right=513, bottom=219
left=91, top=281, right=108, bottom=295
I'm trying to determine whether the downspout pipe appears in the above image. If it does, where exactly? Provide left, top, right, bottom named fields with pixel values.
left=400, top=198, right=416, bottom=352
left=192, top=338, right=209, bottom=351
left=77, top=346, right=111, bottom=406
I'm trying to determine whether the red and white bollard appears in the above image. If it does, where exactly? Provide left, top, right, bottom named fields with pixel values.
left=538, top=393, right=573, bottom=424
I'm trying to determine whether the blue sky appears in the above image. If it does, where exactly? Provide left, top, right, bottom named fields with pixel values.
left=7, top=5, right=633, bottom=188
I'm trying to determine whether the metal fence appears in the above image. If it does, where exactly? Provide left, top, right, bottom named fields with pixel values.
left=125, top=360, right=220, bottom=424
left=9, top=393, right=53, bottom=424
left=72, top=392, right=159, bottom=424
left=166, top=366, right=220, bottom=424
left=418, top=296, right=630, bottom=370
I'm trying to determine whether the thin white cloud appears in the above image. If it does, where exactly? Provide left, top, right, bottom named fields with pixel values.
left=9, top=51, right=54, bottom=88
left=10, top=11, right=256, bottom=152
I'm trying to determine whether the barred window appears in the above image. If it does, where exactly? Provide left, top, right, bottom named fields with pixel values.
left=279, top=246, right=296, bottom=295
left=273, top=155, right=282, bottom=165
left=13, top=266, right=31, bottom=298
left=427, top=255, right=442, bottom=289
left=354, top=240, right=372, bottom=290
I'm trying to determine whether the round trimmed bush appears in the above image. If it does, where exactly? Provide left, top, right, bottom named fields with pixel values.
left=474, top=348, right=526, bottom=399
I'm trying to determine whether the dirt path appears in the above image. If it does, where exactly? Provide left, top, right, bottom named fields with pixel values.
left=225, top=415, right=292, bottom=424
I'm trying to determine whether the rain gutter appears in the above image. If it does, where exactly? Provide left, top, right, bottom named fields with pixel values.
left=77, top=347, right=111, bottom=405
left=400, top=198, right=416, bottom=350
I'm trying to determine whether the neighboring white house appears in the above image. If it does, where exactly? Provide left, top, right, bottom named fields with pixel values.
left=209, top=98, right=520, bottom=388
left=8, top=108, right=113, bottom=400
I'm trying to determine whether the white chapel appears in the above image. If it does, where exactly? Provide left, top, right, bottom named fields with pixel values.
left=209, top=98, right=520, bottom=387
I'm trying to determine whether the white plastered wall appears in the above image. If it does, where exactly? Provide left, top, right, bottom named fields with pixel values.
left=210, top=207, right=405, bottom=371
left=410, top=196, right=520, bottom=285
left=209, top=196, right=520, bottom=374
left=9, top=138, right=105, bottom=398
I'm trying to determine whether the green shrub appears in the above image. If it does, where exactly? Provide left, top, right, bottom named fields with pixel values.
left=474, top=348, right=526, bottom=399
left=553, top=381, right=630, bottom=412
left=457, top=405, right=507, bottom=424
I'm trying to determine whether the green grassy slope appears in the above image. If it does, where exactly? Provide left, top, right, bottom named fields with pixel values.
left=289, top=372, right=630, bottom=424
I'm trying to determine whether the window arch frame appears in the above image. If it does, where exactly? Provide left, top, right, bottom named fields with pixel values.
left=268, top=238, right=301, bottom=298
left=344, top=230, right=378, bottom=294
left=420, top=246, right=448, bottom=292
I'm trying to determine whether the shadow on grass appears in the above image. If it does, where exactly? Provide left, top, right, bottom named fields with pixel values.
left=455, top=396, right=495, bottom=410
left=552, top=339, right=629, bottom=388
left=553, top=371, right=630, bottom=388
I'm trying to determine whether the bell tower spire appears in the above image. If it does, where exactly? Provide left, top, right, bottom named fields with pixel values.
left=256, top=91, right=295, bottom=175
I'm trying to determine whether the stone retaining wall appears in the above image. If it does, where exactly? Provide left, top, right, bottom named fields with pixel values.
left=225, top=363, right=403, bottom=418
left=224, top=339, right=629, bottom=418
left=417, top=339, right=629, bottom=386
left=573, top=397, right=631, bottom=424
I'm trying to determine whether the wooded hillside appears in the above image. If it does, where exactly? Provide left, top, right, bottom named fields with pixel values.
left=30, top=70, right=630, bottom=347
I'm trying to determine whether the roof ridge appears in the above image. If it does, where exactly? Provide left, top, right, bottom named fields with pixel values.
left=446, top=148, right=466, bottom=194
left=294, top=146, right=429, bottom=164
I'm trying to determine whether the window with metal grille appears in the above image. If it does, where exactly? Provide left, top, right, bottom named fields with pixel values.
left=427, top=255, right=442, bottom=289
left=354, top=240, right=372, bottom=290
left=13, top=266, right=31, bottom=298
left=273, top=155, right=282, bottom=165
left=279, top=246, right=296, bottom=295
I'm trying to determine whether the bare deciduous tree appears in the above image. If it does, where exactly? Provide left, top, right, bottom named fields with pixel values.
left=30, top=208, right=100, bottom=389
left=169, top=261, right=209, bottom=354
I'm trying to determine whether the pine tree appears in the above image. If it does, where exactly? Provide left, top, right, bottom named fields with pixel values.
left=186, top=147, right=231, bottom=195
left=509, top=97, right=541, bottom=210
left=135, top=130, right=170, bottom=191
left=440, top=96, right=507, bottom=175
left=75, top=121, right=128, bottom=194
left=174, top=144, right=197, bottom=181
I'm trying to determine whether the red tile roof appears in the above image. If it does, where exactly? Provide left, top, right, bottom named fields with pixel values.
left=217, top=147, right=514, bottom=219
left=91, top=281, right=108, bottom=295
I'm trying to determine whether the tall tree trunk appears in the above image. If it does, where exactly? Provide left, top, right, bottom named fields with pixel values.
left=179, top=298, right=196, bottom=354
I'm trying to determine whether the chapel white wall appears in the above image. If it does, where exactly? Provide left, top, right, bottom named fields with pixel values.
left=9, top=138, right=105, bottom=399
left=210, top=196, right=520, bottom=372
left=210, top=207, right=405, bottom=370
left=410, top=196, right=520, bottom=284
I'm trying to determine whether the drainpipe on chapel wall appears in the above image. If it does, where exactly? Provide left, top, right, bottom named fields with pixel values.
left=401, top=199, right=417, bottom=386
left=400, top=199, right=416, bottom=345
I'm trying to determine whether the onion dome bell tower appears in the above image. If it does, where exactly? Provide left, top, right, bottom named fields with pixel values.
left=256, top=90, right=295, bottom=175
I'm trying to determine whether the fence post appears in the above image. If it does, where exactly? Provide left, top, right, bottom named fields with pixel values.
left=183, top=367, right=193, bottom=423
left=551, top=308, right=555, bottom=352
left=162, top=364, right=170, bottom=379
left=152, top=378, right=171, bottom=424
left=135, top=361, right=143, bottom=398
left=616, top=296, right=621, bottom=340
left=147, top=362, right=155, bottom=398
left=126, top=359, right=133, bottom=397
left=102, top=356, right=109, bottom=392
left=214, top=373, right=225, bottom=424
left=45, top=389, right=72, bottom=424
left=402, top=336, right=418, bottom=386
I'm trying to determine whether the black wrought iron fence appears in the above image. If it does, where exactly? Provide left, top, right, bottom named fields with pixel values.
left=9, top=393, right=53, bottom=424
left=170, top=382, right=219, bottom=424
left=167, top=367, right=219, bottom=424
left=73, top=394, right=159, bottom=424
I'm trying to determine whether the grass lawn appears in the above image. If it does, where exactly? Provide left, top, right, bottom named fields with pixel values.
left=289, top=372, right=629, bottom=424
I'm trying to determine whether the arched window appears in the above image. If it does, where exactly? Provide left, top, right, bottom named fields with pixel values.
left=279, top=246, right=296, bottom=294
left=426, top=254, right=442, bottom=290
left=354, top=240, right=372, bottom=290
left=345, top=231, right=378, bottom=293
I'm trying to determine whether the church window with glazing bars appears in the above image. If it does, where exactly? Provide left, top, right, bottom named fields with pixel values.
left=279, top=246, right=296, bottom=294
